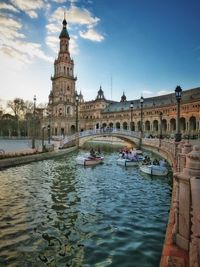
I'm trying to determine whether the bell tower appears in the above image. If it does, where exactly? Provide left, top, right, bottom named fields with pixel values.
left=49, top=16, right=77, bottom=135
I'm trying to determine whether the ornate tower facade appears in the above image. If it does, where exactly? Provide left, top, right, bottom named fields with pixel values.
left=48, top=18, right=77, bottom=136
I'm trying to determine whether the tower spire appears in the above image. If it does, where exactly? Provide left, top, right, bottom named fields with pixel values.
left=59, top=13, right=69, bottom=39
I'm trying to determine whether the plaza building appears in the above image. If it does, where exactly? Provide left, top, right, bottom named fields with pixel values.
left=46, top=18, right=200, bottom=139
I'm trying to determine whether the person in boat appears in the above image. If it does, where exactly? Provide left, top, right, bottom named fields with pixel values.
left=128, top=151, right=139, bottom=161
left=90, top=148, right=96, bottom=159
left=159, top=159, right=167, bottom=167
left=97, top=147, right=101, bottom=155
left=153, top=158, right=159, bottom=165
left=143, top=155, right=151, bottom=165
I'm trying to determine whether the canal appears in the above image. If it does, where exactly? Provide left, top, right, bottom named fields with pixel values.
left=0, top=150, right=171, bottom=267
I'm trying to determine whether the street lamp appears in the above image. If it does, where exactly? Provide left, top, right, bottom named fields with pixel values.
left=48, top=99, right=52, bottom=144
left=159, top=112, right=163, bottom=146
left=140, top=96, right=144, bottom=148
left=42, top=126, right=46, bottom=152
left=47, top=124, right=50, bottom=144
left=175, top=85, right=182, bottom=142
left=130, top=101, right=134, bottom=131
left=32, top=95, right=36, bottom=149
left=75, top=93, right=79, bottom=147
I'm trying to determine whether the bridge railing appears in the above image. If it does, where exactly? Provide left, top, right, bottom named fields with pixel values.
left=60, top=128, right=141, bottom=145
left=143, top=138, right=177, bottom=161
left=79, top=128, right=141, bottom=138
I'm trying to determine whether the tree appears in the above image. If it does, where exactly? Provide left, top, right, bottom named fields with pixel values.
left=7, top=98, right=25, bottom=119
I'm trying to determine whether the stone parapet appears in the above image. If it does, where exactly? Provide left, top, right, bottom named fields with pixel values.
left=190, top=177, right=200, bottom=267
left=160, top=145, right=200, bottom=267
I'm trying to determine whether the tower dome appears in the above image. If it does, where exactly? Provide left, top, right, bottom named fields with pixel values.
left=120, top=92, right=127, bottom=102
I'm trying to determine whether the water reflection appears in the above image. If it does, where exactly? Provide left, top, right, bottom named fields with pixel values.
left=0, top=151, right=171, bottom=267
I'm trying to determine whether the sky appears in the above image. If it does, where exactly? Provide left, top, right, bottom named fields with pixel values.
left=0, top=0, right=200, bottom=106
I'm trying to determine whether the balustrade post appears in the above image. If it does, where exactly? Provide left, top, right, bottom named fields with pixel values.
left=174, top=145, right=200, bottom=251
left=176, top=141, right=185, bottom=172
left=190, top=177, right=200, bottom=267
left=178, top=143, right=192, bottom=173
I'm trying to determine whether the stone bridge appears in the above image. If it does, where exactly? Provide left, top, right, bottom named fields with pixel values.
left=58, top=129, right=200, bottom=267
left=61, top=128, right=141, bottom=148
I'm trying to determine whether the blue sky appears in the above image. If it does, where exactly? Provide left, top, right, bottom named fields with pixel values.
left=0, top=0, right=200, bottom=106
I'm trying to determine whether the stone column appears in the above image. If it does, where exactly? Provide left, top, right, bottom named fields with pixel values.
left=189, top=177, right=200, bottom=267
left=176, top=141, right=185, bottom=172
left=177, top=142, right=192, bottom=173
left=174, top=145, right=200, bottom=251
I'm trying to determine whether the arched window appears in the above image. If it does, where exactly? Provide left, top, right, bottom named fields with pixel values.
left=153, top=120, right=159, bottom=132
left=170, top=118, right=176, bottom=131
left=130, top=121, right=135, bottom=131
left=116, top=122, right=120, bottom=129
left=123, top=122, right=128, bottom=130
left=145, top=121, right=150, bottom=131
left=180, top=117, right=186, bottom=131
left=109, top=122, right=113, bottom=128
left=189, top=116, right=196, bottom=131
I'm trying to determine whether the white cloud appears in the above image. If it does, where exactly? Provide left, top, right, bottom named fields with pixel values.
left=26, top=10, right=38, bottom=18
left=79, top=27, right=104, bottom=42
left=69, top=36, right=79, bottom=54
left=10, top=0, right=44, bottom=18
left=0, top=15, right=53, bottom=65
left=46, top=35, right=58, bottom=53
left=0, top=16, right=25, bottom=41
left=50, top=0, right=66, bottom=3
left=46, top=23, right=60, bottom=34
left=46, top=5, right=104, bottom=54
left=0, top=2, right=19, bottom=12
left=50, top=6, right=100, bottom=25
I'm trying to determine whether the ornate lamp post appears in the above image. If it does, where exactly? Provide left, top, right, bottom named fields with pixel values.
left=175, top=86, right=182, bottom=142
left=75, top=93, right=79, bottom=147
left=47, top=124, right=50, bottom=144
left=42, top=126, right=46, bottom=152
left=159, top=112, right=163, bottom=146
left=32, top=95, right=36, bottom=149
left=130, top=101, right=134, bottom=131
left=48, top=99, right=52, bottom=144
left=140, top=96, right=144, bottom=148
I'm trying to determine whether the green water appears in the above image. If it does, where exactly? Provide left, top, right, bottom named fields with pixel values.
left=0, top=151, right=171, bottom=267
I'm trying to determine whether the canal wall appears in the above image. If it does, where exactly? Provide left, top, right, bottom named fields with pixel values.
left=0, top=146, right=77, bottom=170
